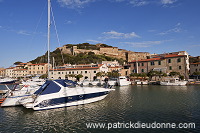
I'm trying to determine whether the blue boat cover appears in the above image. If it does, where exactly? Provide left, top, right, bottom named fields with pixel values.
left=34, top=79, right=77, bottom=95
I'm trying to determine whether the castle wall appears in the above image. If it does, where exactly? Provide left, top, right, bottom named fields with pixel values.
left=58, top=45, right=150, bottom=62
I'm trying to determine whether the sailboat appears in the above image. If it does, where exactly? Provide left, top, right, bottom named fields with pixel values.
left=19, top=0, right=114, bottom=110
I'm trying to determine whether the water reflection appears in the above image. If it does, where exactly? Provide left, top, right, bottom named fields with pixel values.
left=0, top=85, right=200, bottom=132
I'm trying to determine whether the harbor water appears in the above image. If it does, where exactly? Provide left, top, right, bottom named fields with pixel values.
left=0, top=85, right=200, bottom=133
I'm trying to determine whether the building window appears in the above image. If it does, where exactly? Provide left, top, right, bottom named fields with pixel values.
left=177, top=58, right=181, bottom=62
left=142, top=63, right=144, bottom=66
left=58, top=72, right=60, bottom=74
left=169, top=66, right=172, bottom=70
left=94, top=71, right=96, bottom=73
left=168, top=59, right=171, bottom=63
left=179, top=66, right=181, bottom=69
left=85, top=71, right=87, bottom=74
left=141, top=69, right=144, bottom=72
left=151, top=62, right=155, bottom=65
left=138, top=63, right=140, bottom=66
left=158, top=61, right=161, bottom=65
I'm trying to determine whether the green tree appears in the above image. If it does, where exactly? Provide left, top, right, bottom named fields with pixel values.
left=179, top=75, right=184, bottom=80
left=193, top=72, right=200, bottom=75
left=14, top=61, right=23, bottom=65
left=107, top=70, right=120, bottom=78
left=68, top=74, right=76, bottom=80
left=40, top=74, right=48, bottom=79
left=147, top=71, right=160, bottom=81
left=75, top=74, right=83, bottom=81
left=96, top=72, right=106, bottom=83
left=169, top=71, right=180, bottom=77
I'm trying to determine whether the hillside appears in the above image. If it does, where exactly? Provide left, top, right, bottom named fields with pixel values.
left=30, top=43, right=125, bottom=65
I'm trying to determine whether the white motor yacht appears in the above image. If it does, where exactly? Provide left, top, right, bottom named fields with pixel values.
left=20, top=79, right=114, bottom=111
left=0, top=79, right=44, bottom=107
left=118, top=76, right=131, bottom=86
left=160, top=78, right=187, bottom=86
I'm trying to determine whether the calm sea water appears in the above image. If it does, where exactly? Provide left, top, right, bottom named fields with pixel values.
left=0, top=85, right=200, bottom=133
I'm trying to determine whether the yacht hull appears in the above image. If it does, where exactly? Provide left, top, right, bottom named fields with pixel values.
left=25, top=91, right=110, bottom=110
left=1, top=94, right=31, bottom=107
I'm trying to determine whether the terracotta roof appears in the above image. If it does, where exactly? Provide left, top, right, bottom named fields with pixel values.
left=131, top=54, right=186, bottom=63
left=50, top=66, right=100, bottom=71
left=29, top=63, right=48, bottom=66
left=108, top=66, right=123, bottom=68
left=6, top=67, right=15, bottom=69
left=13, top=69, right=28, bottom=71
left=131, top=58, right=162, bottom=62
left=164, top=54, right=186, bottom=58
left=190, top=62, right=200, bottom=65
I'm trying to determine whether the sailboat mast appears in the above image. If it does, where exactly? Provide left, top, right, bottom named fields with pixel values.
left=47, top=0, right=51, bottom=79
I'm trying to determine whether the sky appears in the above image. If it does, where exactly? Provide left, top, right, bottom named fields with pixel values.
left=0, top=0, right=200, bottom=68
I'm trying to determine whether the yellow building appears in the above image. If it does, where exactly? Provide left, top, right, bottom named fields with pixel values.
left=28, top=63, right=50, bottom=76
left=49, top=64, right=108, bottom=81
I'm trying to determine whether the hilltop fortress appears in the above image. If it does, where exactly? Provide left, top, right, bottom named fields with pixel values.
left=58, top=43, right=151, bottom=62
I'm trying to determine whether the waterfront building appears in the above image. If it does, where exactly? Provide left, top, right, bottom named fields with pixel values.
left=5, top=67, right=15, bottom=77
left=13, top=69, right=28, bottom=78
left=120, top=65, right=131, bottom=76
left=2, top=63, right=51, bottom=78
left=0, top=68, right=6, bottom=77
left=27, top=63, right=50, bottom=76
left=102, top=60, right=120, bottom=67
left=129, top=52, right=190, bottom=79
left=49, top=64, right=108, bottom=81
left=190, top=62, right=200, bottom=75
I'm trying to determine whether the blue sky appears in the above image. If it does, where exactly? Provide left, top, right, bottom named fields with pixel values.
left=0, top=0, right=200, bottom=68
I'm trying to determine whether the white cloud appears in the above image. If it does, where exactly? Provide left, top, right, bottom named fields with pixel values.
left=161, top=0, right=177, bottom=4
left=102, top=30, right=140, bottom=40
left=87, top=39, right=100, bottom=43
left=122, top=40, right=171, bottom=47
left=191, top=45, right=200, bottom=47
left=17, top=30, right=30, bottom=35
left=123, top=41, right=162, bottom=47
left=113, top=0, right=179, bottom=7
left=129, top=0, right=149, bottom=7
left=159, top=23, right=182, bottom=35
left=57, top=0, right=179, bottom=8
left=57, top=0, right=95, bottom=8
left=161, top=0, right=178, bottom=7
left=65, top=20, right=73, bottom=24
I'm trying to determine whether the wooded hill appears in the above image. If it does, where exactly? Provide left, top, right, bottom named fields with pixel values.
left=30, top=43, right=125, bottom=66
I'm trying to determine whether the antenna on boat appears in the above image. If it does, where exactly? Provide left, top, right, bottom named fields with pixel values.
left=47, top=0, right=51, bottom=79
